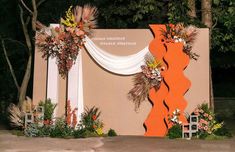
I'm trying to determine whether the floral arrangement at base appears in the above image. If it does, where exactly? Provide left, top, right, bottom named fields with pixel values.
left=36, top=5, right=97, bottom=77
left=22, top=102, right=116, bottom=138
left=79, top=106, right=104, bottom=135
left=167, top=109, right=183, bottom=139
left=192, top=103, right=224, bottom=139
left=161, top=23, right=199, bottom=60
left=166, top=104, right=232, bottom=140
left=8, top=97, right=117, bottom=138
left=128, top=54, right=164, bottom=111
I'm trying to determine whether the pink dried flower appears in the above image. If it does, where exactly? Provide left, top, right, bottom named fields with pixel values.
left=75, top=29, right=85, bottom=36
left=203, top=113, right=209, bottom=117
left=204, top=126, right=208, bottom=131
left=203, top=120, right=208, bottom=125
left=208, top=115, right=213, bottom=120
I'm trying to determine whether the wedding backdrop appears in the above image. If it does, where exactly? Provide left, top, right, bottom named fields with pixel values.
left=33, top=27, right=209, bottom=135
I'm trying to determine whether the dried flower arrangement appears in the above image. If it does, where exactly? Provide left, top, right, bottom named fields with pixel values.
left=161, top=23, right=199, bottom=60
left=66, top=100, right=78, bottom=128
left=192, top=103, right=223, bottom=137
left=36, top=5, right=98, bottom=77
left=128, top=54, right=164, bottom=111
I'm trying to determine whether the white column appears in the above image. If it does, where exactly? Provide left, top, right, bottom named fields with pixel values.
left=68, top=51, right=84, bottom=122
left=47, top=57, right=59, bottom=117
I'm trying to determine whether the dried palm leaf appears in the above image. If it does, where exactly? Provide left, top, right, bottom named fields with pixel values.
left=73, top=6, right=83, bottom=23
left=128, top=54, right=162, bottom=111
left=7, top=103, right=24, bottom=129
left=128, top=73, right=151, bottom=111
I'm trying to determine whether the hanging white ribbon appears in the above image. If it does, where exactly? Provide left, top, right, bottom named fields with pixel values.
left=84, top=36, right=150, bottom=75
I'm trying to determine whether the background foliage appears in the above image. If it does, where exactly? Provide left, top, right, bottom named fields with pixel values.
left=0, top=0, right=234, bottom=125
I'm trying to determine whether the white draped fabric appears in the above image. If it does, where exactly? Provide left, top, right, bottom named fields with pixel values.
left=47, top=24, right=59, bottom=118
left=68, top=51, right=84, bottom=122
left=84, top=36, right=150, bottom=75
left=47, top=27, right=150, bottom=122
left=47, top=55, right=59, bottom=117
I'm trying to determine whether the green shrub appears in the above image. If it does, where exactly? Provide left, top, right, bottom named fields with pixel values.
left=214, top=127, right=233, bottom=138
left=37, top=125, right=51, bottom=137
left=199, top=132, right=209, bottom=139
left=39, top=99, right=57, bottom=121
left=108, top=128, right=117, bottom=137
left=73, top=129, right=100, bottom=138
left=73, top=128, right=86, bottom=138
left=167, top=124, right=182, bottom=139
left=24, top=124, right=40, bottom=137
left=49, top=118, right=73, bottom=138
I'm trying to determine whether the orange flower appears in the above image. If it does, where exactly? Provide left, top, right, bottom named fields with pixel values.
left=93, top=125, right=97, bottom=129
left=44, top=119, right=50, bottom=125
left=92, top=115, right=97, bottom=120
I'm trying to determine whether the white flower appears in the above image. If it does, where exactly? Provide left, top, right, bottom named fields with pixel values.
left=171, top=116, right=178, bottom=122
left=156, top=70, right=160, bottom=75
left=176, top=109, right=180, bottom=113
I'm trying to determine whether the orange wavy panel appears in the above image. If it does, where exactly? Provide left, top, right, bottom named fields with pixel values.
left=163, top=42, right=191, bottom=128
left=144, top=25, right=169, bottom=136
left=145, top=24, right=191, bottom=136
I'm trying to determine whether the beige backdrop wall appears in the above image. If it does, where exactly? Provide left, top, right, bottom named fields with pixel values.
left=33, top=28, right=209, bottom=135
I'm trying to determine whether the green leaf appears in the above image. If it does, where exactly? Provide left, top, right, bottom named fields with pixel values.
left=213, top=0, right=220, bottom=5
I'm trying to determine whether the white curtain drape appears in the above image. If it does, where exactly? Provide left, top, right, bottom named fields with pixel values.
left=84, top=36, right=150, bottom=75
left=68, top=51, right=84, bottom=122
left=47, top=27, right=150, bottom=122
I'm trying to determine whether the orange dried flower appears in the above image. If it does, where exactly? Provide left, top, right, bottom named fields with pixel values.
left=72, top=109, right=78, bottom=128
left=92, top=115, right=97, bottom=120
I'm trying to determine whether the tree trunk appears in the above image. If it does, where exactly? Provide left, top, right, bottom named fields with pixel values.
left=18, top=54, right=32, bottom=107
left=201, top=0, right=214, bottom=111
left=202, top=0, right=212, bottom=28
left=18, top=5, right=34, bottom=108
left=188, top=0, right=196, bottom=18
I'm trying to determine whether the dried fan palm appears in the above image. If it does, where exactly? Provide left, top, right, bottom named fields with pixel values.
left=73, top=6, right=83, bottom=23
left=80, top=5, right=98, bottom=35
left=128, top=73, right=151, bottom=111
left=7, top=103, right=24, bottom=129
left=21, top=96, right=32, bottom=113
left=181, top=25, right=199, bottom=60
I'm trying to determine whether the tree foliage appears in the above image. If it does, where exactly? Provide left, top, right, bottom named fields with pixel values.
left=211, top=0, right=235, bottom=67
